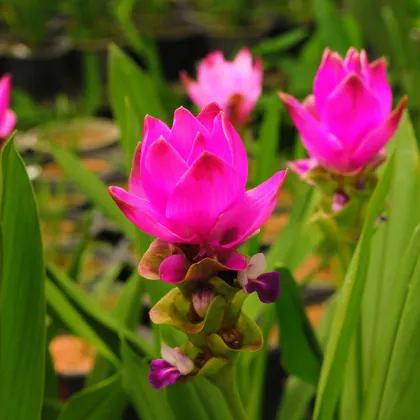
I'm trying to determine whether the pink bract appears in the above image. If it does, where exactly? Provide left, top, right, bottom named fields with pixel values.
left=109, top=103, right=287, bottom=254
left=0, top=74, right=16, bottom=139
left=181, top=49, right=263, bottom=126
left=279, top=48, right=407, bottom=176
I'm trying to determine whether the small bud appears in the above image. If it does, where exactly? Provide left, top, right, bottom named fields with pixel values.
left=192, top=288, right=215, bottom=318
left=332, top=191, right=349, bottom=213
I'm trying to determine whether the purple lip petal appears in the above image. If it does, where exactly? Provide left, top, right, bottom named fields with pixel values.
left=148, top=359, right=181, bottom=390
left=244, top=271, right=280, bottom=303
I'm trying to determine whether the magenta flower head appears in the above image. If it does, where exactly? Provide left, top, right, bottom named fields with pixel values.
left=109, top=103, right=287, bottom=278
left=180, top=49, right=263, bottom=126
left=0, top=74, right=16, bottom=142
left=279, top=48, right=407, bottom=177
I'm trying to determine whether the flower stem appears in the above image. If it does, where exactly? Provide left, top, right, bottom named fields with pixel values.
left=213, top=365, right=249, bottom=420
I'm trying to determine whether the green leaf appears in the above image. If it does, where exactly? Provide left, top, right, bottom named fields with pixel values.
left=108, top=44, right=167, bottom=166
left=45, top=279, right=120, bottom=366
left=121, top=341, right=173, bottom=420
left=361, top=113, right=420, bottom=418
left=0, top=138, right=46, bottom=420
left=194, top=377, right=234, bottom=420
left=58, top=374, right=127, bottom=420
left=255, top=93, right=282, bottom=187
left=313, top=151, right=395, bottom=420
left=253, top=26, right=309, bottom=55
left=244, top=185, right=320, bottom=320
left=165, top=382, right=210, bottom=420
left=312, top=0, right=350, bottom=54
left=275, top=267, right=322, bottom=386
left=67, top=209, right=92, bottom=281
left=362, top=227, right=420, bottom=419
left=47, top=263, right=152, bottom=358
left=242, top=305, right=274, bottom=419
left=278, top=293, right=338, bottom=420
left=278, top=377, right=314, bottom=420
left=82, top=52, right=102, bottom=116
left=49, top=144, right=136, bottom=242
left=112, top=271, right=144, bottom=331
left=375, top=227, right=420, bottom=419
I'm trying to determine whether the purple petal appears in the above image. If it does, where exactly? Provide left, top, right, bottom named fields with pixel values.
left=245, top=271, right=280, bottom=303
left=149, top=360, right=181, bottom=390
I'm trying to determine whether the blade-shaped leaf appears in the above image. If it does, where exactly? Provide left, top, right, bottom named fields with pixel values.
left=275, top=267, right=323, bottom=386
left=58, top=374, right=127, bottom=420
left=0, top=139, right=46, bottom=420
left=278, top=293, right=337, bottom=420
left=375, top=228, right=420, bottom=419
left=49, top=144, right=136, bottom=241
left=361, top=113, right=420, bottom=418
left=47, top=264, right=152, bottom=357
left=121, top=341, right=173, bottom=420
left=46, top=279, right=120, bottom=366
left=313, top=151, right=395, bottom=420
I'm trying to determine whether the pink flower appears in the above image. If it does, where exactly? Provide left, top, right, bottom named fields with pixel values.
left=109, top=103, right=287, bottom=261
left=0, top=74, right=16, bottom=140
left=180, top=49, right=263, bottom=126
left=279, top=48, right=407, bottom=176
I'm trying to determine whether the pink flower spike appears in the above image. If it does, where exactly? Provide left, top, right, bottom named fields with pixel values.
left=180, top=49, right=262, bottom=126
left=0, top=74, right=16, bottom=140
left=280, top=47, right=404, bottom=175
left=108, top=106, right=287, bottom=265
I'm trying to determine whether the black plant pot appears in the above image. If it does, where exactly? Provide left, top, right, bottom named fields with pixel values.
left=2, top=40, right=75, bottom=101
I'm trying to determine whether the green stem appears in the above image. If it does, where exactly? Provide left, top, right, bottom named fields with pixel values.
left=214, top=366, right=249, bottom=420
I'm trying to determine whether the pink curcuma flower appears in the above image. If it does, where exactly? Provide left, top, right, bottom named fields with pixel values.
left=0, top=74, right=16, bottom=141
left=109, top=103, right=287, bottom=271
left=180, top=49, right=263, bottom=126
left=279, top=48, right=407, bottom=176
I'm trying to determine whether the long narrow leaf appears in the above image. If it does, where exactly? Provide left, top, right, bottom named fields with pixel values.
left=313, top=152, right=395, bottom=420
left=0, top=139, right=46, bottom=419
